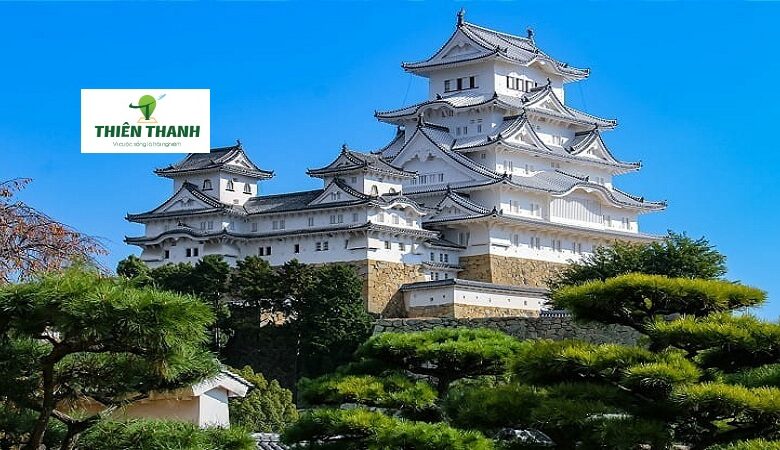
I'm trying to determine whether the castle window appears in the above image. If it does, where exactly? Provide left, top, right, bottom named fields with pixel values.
left=444, top=80, right=451, bottom=92
left=243, top=184, right=252, bottom=194
left=444, top=254, right=449, bottom=263
left=323, top=241, right=329, bottom=251
left=385, top=241, right=392, bottom=250
left=351, top=176, right=357, bottom=184
left=530, top=202, right=541, bottom=217
left=352, top=212, right=359, bottom=222
left=226, top=180, right=234, bottom=191
left=163, top=250, right=170, bottom=259
left=458, top=232, right=470, bottom=246
left=398, top=242, right=406, bottom=251
left=388, top=187, right=396, bottom=194
left=392, top=215, right=399, bottom=225
left=203, top=179, right=212, bottom=190
left=439, top=253, right=444, bottom=263
left=308, top=217, right=314, bottom=227
left=266, top=246, right=272, bottom=255
left=207, top=221, right=213, bottom=230
left=370, top=185, right=379, bottom=196
left=552, top=239, right=562, bottom=252
left=294, top=244, right=300, bottom=254
left=251, top=222, right=258, bottom=232
left=430, top=252, right=435, bottom=261
left=530, top=236, right=541, bottom=250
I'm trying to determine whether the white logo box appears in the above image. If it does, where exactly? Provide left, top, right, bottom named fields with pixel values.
left=81, top=89, right=210, bottom=154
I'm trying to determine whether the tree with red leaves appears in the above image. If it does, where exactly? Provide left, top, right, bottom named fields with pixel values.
left=0, top=178, right=106, bottom=283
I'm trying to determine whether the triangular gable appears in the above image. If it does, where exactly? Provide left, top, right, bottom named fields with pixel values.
left=439, top=36, right=485, bottom=60
left=406, top=28, right=495, bottom=68
left=391, top=127, right=497, bottom=185
left=152, top=184, right=224, bottom=214
left=426, top=192, right=490, bottom=222
left=224, top=149, right=262, bottom=172
left=308, top=180, right=364, bottom=206
left=501, top=117, right=550, bottom=150
left=322, top=153, right=361, bottom=171
left=523, top=88, right=573, bottom=118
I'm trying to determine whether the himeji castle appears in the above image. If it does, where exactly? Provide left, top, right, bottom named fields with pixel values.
left=126, top=12, right=665, bottom=318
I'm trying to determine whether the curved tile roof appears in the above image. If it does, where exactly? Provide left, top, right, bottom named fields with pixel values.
left=308, top=145, right=416, bottom=178
left=155, top=142, right=274, bottom=179
left=402, top=20, right=588, bottom=82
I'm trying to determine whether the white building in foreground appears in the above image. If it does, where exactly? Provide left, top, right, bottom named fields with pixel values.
left=126, top=12, right=664, bottom=318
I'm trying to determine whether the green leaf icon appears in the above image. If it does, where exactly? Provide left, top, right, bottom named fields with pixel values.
left=129, top=95, right=157, bottom=120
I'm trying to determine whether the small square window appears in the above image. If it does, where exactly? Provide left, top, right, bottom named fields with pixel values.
left=164, top=250, right=170, bottom=259
left=294, top=244, right=300, bottom=254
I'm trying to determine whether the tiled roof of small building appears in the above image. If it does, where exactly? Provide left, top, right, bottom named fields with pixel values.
left=308, top=145, right=416, bottom=178
left=155, top=141, right=274, bottom=179
left=253, top=433, right=289, bottom=450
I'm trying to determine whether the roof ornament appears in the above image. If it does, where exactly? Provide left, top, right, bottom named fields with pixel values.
left=526, top=27, right=535, bottom=40
left=456, top=8, right=465, bottom=27
left=341, top=143, right=348, bottom=153
left=436, top=93, right=442, bottom=100
left=235, top=139, right=242, bottom=148
left=417, top=113, right=425, bottom=127
left=546, top=77, right=552, bottom=86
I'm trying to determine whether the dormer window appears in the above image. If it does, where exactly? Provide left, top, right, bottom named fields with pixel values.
left=370, top=185, right=379, bottom=196
left=226, top=180, right=234, bottom=191
left=203, top=179, right=212, bottom=190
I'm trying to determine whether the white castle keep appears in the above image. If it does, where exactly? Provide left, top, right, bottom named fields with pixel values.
left=126, top=12, right=665, bottom=318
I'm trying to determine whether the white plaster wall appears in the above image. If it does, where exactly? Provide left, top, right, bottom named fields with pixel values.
left=404, top=285, right=545, bottom=311
left=198, top=388, right=230, bottom=428
left=427, top=62, right=497, bottom=99
left=493, top=62, right=565, bottom=101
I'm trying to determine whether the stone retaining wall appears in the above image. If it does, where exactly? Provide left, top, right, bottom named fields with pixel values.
left=364, top=260, right=425, bottom=317
left=459, top=254, right=566, bottom=287
left=373, top=314, right=640, bottom=345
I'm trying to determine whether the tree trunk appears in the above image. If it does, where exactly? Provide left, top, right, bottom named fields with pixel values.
left=24, top=362, right=56, bottom=450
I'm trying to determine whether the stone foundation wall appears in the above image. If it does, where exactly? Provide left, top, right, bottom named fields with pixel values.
left=364, top=260, right=425, bottom=317
left=459, top=254, right=566, bottom=287
left=407, top=304, right=454, bottom=318
left=373, top=314, right=640, bottom=346
left=453, top=304, right=538, bottom=318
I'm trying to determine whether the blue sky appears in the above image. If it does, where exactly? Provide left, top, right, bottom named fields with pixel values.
left=2, top=2, right=778, bottom=316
